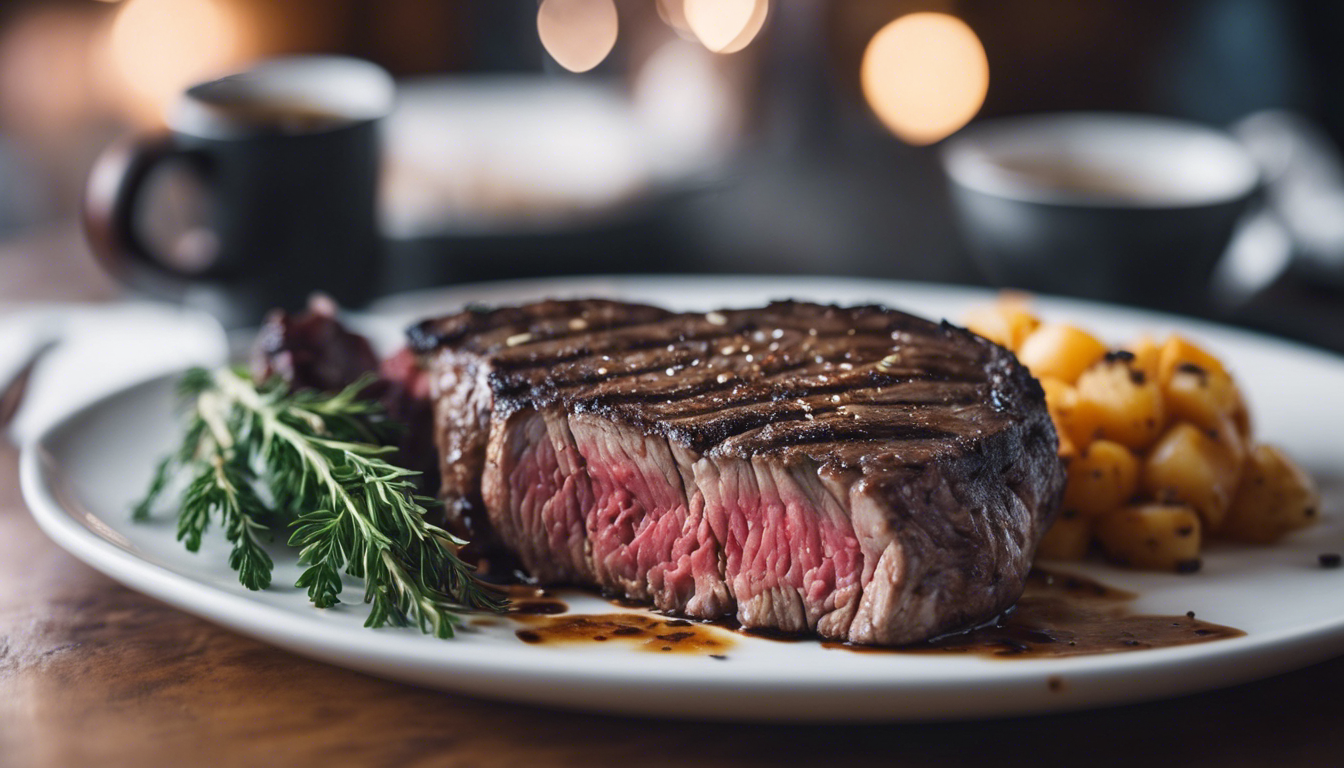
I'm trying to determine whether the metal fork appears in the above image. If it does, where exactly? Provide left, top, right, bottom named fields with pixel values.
left=1, top=338, right=58, bottom=440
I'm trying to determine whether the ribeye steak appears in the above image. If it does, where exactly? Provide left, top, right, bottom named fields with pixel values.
left=409, top=299, right=1065, bottom=645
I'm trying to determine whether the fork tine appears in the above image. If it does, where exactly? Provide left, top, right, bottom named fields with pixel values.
left=1, top=339, right=58, bottom=435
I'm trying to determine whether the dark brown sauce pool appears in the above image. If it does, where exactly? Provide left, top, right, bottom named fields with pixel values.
left=512, top=613, right=733, bottom=655
left=488, top=585, right=734, bottom=654
left=501, top=585, right=570, bottom=616
left=824, top=569, right=1244, bottom=658
left=489, top=569, right=1243, bottom=658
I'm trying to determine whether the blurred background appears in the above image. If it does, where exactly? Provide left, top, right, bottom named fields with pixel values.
left=0, top=0, right=1342, bottom=349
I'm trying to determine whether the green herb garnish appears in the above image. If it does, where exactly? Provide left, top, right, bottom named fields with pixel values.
left=135, top=366, right=505, bottom=638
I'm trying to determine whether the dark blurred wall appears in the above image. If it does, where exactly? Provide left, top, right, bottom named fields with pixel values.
left=1291, top=3, right=1344, bottom=151
left=0, top=0, right=1336, bottom=277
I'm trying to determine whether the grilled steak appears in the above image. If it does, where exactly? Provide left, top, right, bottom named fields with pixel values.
left=409, top=299, right=1065, bottom=645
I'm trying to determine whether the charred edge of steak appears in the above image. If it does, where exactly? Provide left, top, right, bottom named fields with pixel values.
left=408, top=298, right=673, bottom=355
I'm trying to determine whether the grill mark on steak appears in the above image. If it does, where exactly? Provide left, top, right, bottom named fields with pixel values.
left=415, top=299, right=1065, bottom=644
left=489, top=345, right=866, bottom=407
left=485, top=345, right=989, bottom=456
left=583, top=374, right=996, bottom=457
left=487, top=327, right=881, bottom=376
left=652, top=397, right=970, bottom=455
left=550, top=366, right=983, bottom=426
left=696, top=417, right=958, bottom=449
left=646, top=384, right=985, bottom=427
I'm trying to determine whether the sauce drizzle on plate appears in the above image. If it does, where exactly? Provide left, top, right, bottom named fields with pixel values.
left=826, top=569, right=1244, bottom=658
left=495, top=569, right=1243, bottom=659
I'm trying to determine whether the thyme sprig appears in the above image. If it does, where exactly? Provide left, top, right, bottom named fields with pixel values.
left=135, top=367, right=505, bottom=638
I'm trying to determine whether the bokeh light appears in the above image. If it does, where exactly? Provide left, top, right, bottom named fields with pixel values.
left=107, top=0, right=249, bottom=123
left=536, top=0, right=619, bottom=74
left=860, top=12, right=989, bottom=146
left=717, top=0, right=769, bottom=55
left=684, top=0, right=768, bottom=54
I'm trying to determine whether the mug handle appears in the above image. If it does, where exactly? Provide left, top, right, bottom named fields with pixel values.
left=82, top=132, right=215, bottom=285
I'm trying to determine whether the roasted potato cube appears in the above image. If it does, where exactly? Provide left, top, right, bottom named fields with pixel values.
left=1094, top=503, right=1202, bottom=572
left=1158, top=335, right=1228, bottom=387
left=1062, top=439, right=1140, bottom=518
left=1141, top=422, right=1242, bottom=531
left=1220, top=444, right=1321, bottom=543
left=1036, top=510, right=1092, bottom=561
left=1056, top=429, right=1077, bottom=458
left=1123, top=335, right=1161, bottom=381
left=1017, top=324, right=1109, bottom=384
left=1155, top=334, right=1252, bottom=437
left=964, top=301, right=1039, bottom=351
left=1164, top=361, right=1242, bottom=432
left=1066, top=355, right=1166, bottom=450
left=1038, top=376, right=1078, bottom=457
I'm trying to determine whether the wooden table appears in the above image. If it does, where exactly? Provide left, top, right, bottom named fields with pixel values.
left=5, top=226, right=1344, bottom=768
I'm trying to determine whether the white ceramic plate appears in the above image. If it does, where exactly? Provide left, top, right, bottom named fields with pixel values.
left=21, top=276, right=1344, bottom=721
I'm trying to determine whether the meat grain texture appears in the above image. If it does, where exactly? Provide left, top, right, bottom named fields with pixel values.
left=409, top=300, right=1066, bottom=645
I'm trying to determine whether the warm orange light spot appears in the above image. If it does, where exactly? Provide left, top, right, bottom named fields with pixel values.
left=684, top=0, right=768, bottom=54
left=860, top=12, right=989, bottom=146
left=108, top=0, right=248, bottom=123
left=536, top=0, right=619, bottom=74
left=717, top=0, right=768, bottom=54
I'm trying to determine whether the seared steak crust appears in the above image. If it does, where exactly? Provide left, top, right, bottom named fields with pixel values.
left=410, top=299, right=1065, bottom=644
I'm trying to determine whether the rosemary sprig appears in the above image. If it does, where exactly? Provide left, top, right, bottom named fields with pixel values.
left=135, top=366, right=505, bottom=638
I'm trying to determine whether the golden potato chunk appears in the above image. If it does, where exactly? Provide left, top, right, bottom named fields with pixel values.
left=1067, top=355, right=1166, bottom=451
left=1038, top=376, right=1078, bottom=457
left=964, top=301, right=1039, bottom=351
left=1158, top=335, right=1228, bottom=387
left=1036, top=510, right=1092, bottom=561
left=1062, top=439, right=1140, bottom=518
left=1094, top=504, right=1202, bottom=572
left=1142, top=422, right=1242, bottom=531
left=1017, top=324, right=1109, bottom=384
left=1123, top=335, right=1161, bottom=381
left=961, top=301, right=1321, bottom=570
left=1164, top=362, right=1241, bottom=432
left=1220, top=444, right=1321, bottom=543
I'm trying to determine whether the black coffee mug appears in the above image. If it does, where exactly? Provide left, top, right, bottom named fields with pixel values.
left=85, top=56, right=394, bottom=327
left=940, top=113, right=1262, bottom=312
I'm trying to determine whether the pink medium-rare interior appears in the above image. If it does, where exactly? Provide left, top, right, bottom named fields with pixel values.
left=483, top=407, right=888, bottom=638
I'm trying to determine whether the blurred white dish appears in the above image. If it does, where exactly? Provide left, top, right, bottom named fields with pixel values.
left=382, top=76, right=727, bottom=237
left=23, top=276, right=1344, bottom=721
